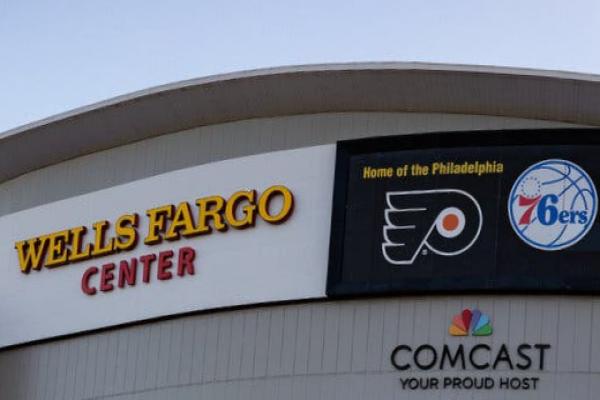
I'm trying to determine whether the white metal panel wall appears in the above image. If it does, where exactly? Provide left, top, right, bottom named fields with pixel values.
left=0, top=296, right=598, bottom=400
left=0, top=112, right=583, bottom=217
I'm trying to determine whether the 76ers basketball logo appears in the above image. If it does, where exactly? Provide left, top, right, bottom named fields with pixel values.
left=508, top=159, right=598, bottom=251
left=382, top=189, right=483, bottom=265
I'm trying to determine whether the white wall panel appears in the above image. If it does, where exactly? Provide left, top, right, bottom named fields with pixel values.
left=7, top=296, right=581, bottom=400
left=0, top=145, right=335, bottom=348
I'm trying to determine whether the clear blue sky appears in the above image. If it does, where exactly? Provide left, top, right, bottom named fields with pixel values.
left=1, top=0, right=599, bottom=132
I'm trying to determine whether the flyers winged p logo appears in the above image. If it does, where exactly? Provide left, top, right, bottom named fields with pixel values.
left=382, top=189, right=483, bottom=265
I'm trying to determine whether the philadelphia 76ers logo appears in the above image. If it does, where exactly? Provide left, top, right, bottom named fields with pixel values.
left=508, top=159, right=598, bottom=251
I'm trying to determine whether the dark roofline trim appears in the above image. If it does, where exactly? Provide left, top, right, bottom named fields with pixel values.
left=1, top=62, right=599, bottom=183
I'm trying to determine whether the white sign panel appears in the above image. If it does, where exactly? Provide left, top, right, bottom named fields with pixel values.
left=0, top=145, right=335, bottom=348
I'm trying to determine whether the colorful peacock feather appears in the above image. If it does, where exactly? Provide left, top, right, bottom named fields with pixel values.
left=448, top=308, right=492, bottom=336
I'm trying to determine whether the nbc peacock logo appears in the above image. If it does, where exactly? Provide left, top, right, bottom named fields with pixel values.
left=448, top=308, right=492, bottom=336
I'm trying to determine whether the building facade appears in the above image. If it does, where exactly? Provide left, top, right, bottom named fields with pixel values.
left=0, top=63, right=599, bottom=399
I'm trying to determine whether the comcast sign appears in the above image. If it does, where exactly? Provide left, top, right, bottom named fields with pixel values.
left=389, top=309, right=550, bottom=391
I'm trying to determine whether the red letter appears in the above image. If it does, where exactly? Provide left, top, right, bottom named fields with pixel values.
left=81, top=267, right=98, bottom=295
left=140, top=253, right=156, bottom=283
left=177, top=247, right=196, bottom=276
left=157, top=250, right=174, bottom=280
left=100, top=263, right=115, bottom=292
left=518, top=195, right=541, bottom=225
left=118, top=258, right=137, bottom=288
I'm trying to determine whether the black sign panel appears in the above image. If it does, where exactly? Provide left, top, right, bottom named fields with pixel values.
left=327, top=129, right=600, bottom=296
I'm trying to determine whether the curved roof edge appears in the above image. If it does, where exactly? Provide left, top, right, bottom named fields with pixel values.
left=2, top=62, right=600, bottom=183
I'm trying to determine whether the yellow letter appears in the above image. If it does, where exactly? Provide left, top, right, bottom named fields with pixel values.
left=15, top=236, right=50, bottom=273
left=258, top=185, right=294, bottom=224
left=45, top=230, right=71, bottom=268
left=114, top=213, right=139, bottom=251
left=91, top=220, right=115, bottom=257
left=225, top=190, right=257, bottom=229
left=145, top=205, right=174, bottom=244
left=69, top=226, right=92, bottom=262
left=166, top=202, right=202, bottom=240
left=195, top=196, right=227, bottom=234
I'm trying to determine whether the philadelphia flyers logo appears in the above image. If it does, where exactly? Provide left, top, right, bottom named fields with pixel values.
left=382, top=189, right=483, bottom=265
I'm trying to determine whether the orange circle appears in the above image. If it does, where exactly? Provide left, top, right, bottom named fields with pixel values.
left=442, top=214, right=460, bottom=231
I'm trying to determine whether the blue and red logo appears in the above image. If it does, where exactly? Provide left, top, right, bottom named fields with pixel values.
left=508, top=159, right=597, bottom=250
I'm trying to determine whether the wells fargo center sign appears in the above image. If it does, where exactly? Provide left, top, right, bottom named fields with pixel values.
left=0, top=145, right=335, bottom=348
